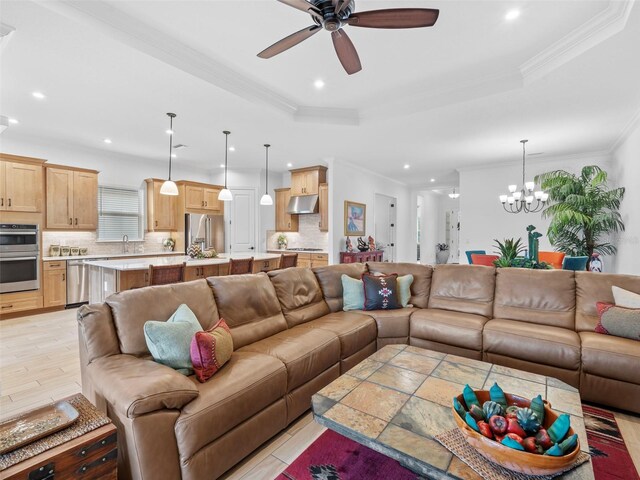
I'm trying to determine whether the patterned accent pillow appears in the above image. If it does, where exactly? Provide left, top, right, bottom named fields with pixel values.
left=362, top=273, right=401, bottom=311
left=190, top=319, right=234, bottom=382
left=595, top=302, right=640, bottom=341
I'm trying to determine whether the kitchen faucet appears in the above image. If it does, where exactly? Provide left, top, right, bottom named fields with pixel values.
left=122, top=234, right=129, bottom=253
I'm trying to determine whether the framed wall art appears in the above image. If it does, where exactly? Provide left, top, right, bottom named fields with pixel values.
left=344, top=200, right=366, bottom=236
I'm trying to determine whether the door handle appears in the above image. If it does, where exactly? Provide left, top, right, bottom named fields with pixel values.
left=1, top=198, right=3, bottom=206
left=202, top=201, right=204, bottom=207
left=75, top=218, right=78, bottom=225
left=205, top=201, right=207, bottom=207
left=155, top=221, right=158, bottom=227
left=7, top=198, right=11, bottom=207
left=62, top=273, right=65, bottom=281
left=70, top=218, right=73, bottom=225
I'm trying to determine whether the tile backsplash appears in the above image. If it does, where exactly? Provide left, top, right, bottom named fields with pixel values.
left=42, top=231, right=172, bottom=256
left=267, top=214, right=328, bottom=250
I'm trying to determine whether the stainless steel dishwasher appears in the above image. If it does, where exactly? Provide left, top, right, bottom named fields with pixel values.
left=67, top=258, right=107, bottom=306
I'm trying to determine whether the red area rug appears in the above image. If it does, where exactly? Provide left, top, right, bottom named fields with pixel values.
left=277, top=406, right=639, bottom=480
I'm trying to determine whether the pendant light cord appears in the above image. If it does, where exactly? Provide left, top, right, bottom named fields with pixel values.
left=521, top=139, right=527, bottom=188
left=168, top=115, right=174, bottom=180
left=264, top=144, right=270, bottom=194
left=223, top=131, right=230, bottom=189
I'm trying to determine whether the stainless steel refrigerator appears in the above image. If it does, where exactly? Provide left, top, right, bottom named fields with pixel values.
left=185, top=213, right=225, bottom=254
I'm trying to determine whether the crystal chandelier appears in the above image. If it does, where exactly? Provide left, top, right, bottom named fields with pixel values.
left=499, top=139, right=548, bottom=213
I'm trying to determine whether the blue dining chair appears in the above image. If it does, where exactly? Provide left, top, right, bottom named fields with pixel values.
left=562, top=256, right=589, bottom=271
left=465, top=250, right=486, bottom=264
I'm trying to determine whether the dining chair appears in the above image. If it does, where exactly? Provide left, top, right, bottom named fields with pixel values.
left=465, top=250, right=486, bottom=264
left=470, top=254, right=500, bottom=266
left=538, top=251, right=566, bottom=269
left=148, top=263, right=186, bottom=285
left=562, top=256, right=589, bottom=271
left=228, top=257, right=254, bottom=275
left=279, top=253, right=298, bottom=269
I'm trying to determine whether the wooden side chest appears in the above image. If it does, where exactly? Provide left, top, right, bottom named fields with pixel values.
left=0, top=424, right=117, bottom=480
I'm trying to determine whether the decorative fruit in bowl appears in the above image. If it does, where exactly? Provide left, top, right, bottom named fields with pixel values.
left=452, top=383, right=580, bottom=475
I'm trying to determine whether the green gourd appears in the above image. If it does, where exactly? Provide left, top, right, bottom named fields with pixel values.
left=559, top=433, right=578, bottom=454
left=465, top=412, right=480, bottom=432
left=530, top=395, right=545, bottom=424
left=516, top=407, right=541, bottom=433
left=453, top=397, right=466, bottom=419
left=463, top=384, right=480, bottom=409
left=544, top=444, right=564, bottom=456
left=548, top=413, right=571, bottom=443
left=501, top=436, right=525, bottom=451
left=469, top=404, right=485, bottom=422
left=489, top=382, right=508, bottom=409
left=482, top=400, right=504, bottom=419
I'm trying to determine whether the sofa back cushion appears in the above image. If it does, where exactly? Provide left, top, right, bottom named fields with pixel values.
left=367, top=262, right=432, bottom=308
left=313, top=263, right=367, bottom=312
left=428, top=265, right=495, bottom=317
left=575, top=272, right=640, bottom=331
left=106, top=279, right=218, bottom=356
left=208, top=273, right=288, bottom=348
left=494, top=269, right=576, bottom=329
left=77, top=303, right=121, bottom=363
left=268, top=267, right=330, bottom=327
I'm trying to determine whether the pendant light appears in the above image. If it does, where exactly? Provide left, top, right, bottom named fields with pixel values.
left=260, top=144, right=273, bottom=206
left=160, top=113, right=179, bottom=196
left=218, top=130, right=233, bottom=202
left=448, top=188, right=460, bottom=199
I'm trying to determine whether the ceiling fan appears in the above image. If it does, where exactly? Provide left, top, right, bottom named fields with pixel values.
left=257, top=0, right=439, bottom=75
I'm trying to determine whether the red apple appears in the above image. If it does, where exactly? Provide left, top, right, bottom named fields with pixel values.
left=523, top=436, right=544, bottom=454
left=507, top=418, right=526, bottom=437
left=536, top=428, right=553, bottom=450
left=489, top=415, right=508, bottom=435
left=506, top=432, right=524, bottom=445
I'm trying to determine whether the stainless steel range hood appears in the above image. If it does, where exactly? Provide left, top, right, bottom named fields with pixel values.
left=287, top=194, right=319, bottom=214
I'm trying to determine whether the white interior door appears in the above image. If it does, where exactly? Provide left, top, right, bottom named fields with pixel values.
left=228, top=189, right=255, bottom=253
left=374, top=193, right=397, bottom=262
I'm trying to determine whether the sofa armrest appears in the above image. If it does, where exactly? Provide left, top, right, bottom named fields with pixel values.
left=87, top=354, right=199, bottom=418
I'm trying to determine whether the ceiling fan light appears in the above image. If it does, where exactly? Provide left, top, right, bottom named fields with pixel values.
left=508, top=184, right=517, bottom=193
left=499, top=195, right=508, bottom=203
left=160, top=180, right=179, bottom=196
left=260, top=194, right=273, bottom=206
left=525, top=181, right=535, bottom=191
left=218, top=188, right=233, bottom=202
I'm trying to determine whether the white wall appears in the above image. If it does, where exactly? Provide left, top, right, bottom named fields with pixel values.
left=418, top=190, right=460, bottom=265
left=612, top=122, right=640, bottom=275
left=328, top=159, right=414, bottom=264
left=459, top=153, right=612, bottom=264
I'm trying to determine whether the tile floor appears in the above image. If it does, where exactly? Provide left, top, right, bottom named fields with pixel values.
left=1, top=308, right=639, bottom=479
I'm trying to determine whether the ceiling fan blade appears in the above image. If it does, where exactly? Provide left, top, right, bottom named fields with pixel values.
left=258, top=25, right=321, bottom=59
left=277, top=0, right=322, bottom=21
left=331, top=29, right=361, bottom=75
left=346, top=8, right=439, bottom=29
left=333, top=0, right=349, bottom=15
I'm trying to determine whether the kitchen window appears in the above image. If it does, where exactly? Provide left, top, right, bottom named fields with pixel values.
left=98, top=186, right=144, bottom=241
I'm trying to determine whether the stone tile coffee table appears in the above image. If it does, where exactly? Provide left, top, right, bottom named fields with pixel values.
left=312, top=345, right=594, bottom=479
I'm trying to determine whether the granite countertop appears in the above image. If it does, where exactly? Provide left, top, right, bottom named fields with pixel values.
left=43, top=251, right=184, bottom=262
left=267, top=249, right=329, bottom=255
left=84, top=253, right=282, bottom=271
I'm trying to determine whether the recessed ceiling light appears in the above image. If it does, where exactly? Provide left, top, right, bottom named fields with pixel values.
left=314, top=79, right=325, bottom=89
left=165, top=129, right=174, bottom=135
left=103, top=138, right=112, bottom=144
left=219, top=164, right=225, bottom=168
left=228, top=146, right=235, bottom=152
left=403, top=164, right=410, bottom=169
left=430, top=178, right=436, bottom=182
left=171, top=153, right=177, bottom=158
left=32, top=91, right=45, bottom=99
left=8, top=118, right=19, bottom=124
left=287, top=162, right=293, bottom=168
left=505, top=9, right=520, bottom=21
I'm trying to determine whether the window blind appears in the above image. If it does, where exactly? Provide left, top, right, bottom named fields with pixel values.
left=98, top=186, right=144, bottom=241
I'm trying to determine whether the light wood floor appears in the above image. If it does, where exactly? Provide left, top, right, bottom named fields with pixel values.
left=1, top=309, right=639, bottom=479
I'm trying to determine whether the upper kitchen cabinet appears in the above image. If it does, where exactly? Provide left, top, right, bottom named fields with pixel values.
left=146, top=179, right=177, bottom=231
left=275, top=188, right=298, bottom=232
left=319, top=183, right=328, bottom=232
left=290, top=166, right=327, bottom=196
left=46, top=166, right=98, bottom=230
left=0, top=154, right=45, bottom=213
left=181, top=182, right=222, bottom=213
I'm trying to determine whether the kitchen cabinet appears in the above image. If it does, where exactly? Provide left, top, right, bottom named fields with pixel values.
left=0, top=157, right=44, bottom=213
left=43, top=261, right=67, bottom=307
left=252, top=258, right=278, bottom=273
left=182, top=182, right=222, bottom=213
left=278, top=252, right=327, bottom=269
left=275, top=188, right=298, bottom=232
left=290, top=166, right=327, bottom=196
left=184, top=264, right=219, bottom=282
left=319, top=183, right=328, bottom=232
left=46, top=166, right=98, bottom=230
left=146, top=179, right=177, bottom=231
left=0, top=291, right=43, bottom=316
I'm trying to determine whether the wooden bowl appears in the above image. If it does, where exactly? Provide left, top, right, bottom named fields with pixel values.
left=452, top=391, right=580, bottom=476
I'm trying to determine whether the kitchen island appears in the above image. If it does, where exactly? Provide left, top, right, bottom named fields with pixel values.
left=85, top=253, right=282, bottom=303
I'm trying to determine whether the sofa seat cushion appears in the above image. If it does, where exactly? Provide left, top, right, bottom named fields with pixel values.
left=484, top=319, right=581, bottom=370
left=239, top=327, right=340, bottom=390
left=410, top=308, right=487, bottom=351
left=296, top=311, right=377, bottom=358
left=174, top=351, right=287, bottom=460
left=354, top=308, right=416, bottom=339
left=580, top=332, right=640, bottom=385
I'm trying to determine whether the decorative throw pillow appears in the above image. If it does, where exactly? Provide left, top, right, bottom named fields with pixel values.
left=190, top=319, right=234, bottom=383
left=397, top=274, right=414, bottom=308
left=595, top=302, right=640, bottom=341
left=144, top=304, right=202, bottom=375
left=342, top=275, right=365, bottom=311
left=612, top=286, right=640, bottom=308
left=362, top=273, right=401, bottom=311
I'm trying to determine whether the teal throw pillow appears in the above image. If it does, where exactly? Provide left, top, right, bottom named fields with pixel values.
left=144, top=304, right=202, bottom=375
left=397, top=274, right=414, bottom=307
left=342, top=274, right=365, bottom=311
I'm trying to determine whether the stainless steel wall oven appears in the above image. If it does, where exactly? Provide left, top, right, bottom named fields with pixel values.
left=0, top=224, right=40, bottom=294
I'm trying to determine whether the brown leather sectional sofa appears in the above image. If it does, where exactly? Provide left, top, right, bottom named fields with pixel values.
left=77, top=263, right=640, bottom=480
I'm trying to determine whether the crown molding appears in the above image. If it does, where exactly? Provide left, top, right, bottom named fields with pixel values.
left=294, top=106, right=359, bottom=126
left=520, top=0, right=635, bottom=84
left=457, top=150, right=612, bottom=173
left=609, top=107, right=640, bottom=152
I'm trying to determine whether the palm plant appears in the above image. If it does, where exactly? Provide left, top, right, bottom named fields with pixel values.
left=493, top=237, right=525, bottom=262
left=535, top=166, right=625, bottom=267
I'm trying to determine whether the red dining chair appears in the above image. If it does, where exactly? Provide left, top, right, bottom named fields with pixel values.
left=470, top=254, right=500, bottom=266
left=538, top=251, right=566, bottom=269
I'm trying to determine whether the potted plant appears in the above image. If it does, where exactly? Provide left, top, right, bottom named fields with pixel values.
left=436, top=243, right=450, bottom=264
left=162, top=238, right=175, bottom=252
left=493, top=238, right=525, bottom=268
left=277, top=233, right=288, bottom=250
left=536, top=166, right=625, bottom=269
